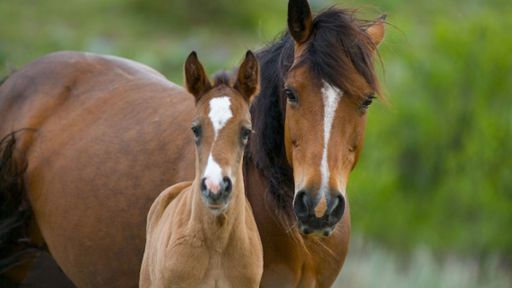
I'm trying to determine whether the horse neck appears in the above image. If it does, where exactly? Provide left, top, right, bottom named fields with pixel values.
left=244, top=37, right=297, bottom=229
left=189, top=165, right=248, bottom=250
left=246, top=39, right=295, bottom=210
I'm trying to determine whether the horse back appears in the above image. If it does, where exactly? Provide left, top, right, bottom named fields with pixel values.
left=0, top=51, right=197, bottom=287
left=1, top=51, right=177, bottom=135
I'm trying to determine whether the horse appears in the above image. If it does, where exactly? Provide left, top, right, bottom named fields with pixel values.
left=139, top=51, right=263, bottom=287
left=0, top=0, right=386, bottom=286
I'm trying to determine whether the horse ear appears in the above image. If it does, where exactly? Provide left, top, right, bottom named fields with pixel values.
left=234, top=50, right=259, bottom=103
left=287, top=0, right=313, bottom=44
left=184, top=51, right=211, bottom=101
left=366, top=15, right=387, bottom=47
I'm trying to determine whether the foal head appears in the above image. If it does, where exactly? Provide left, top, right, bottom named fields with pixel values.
left=284, top=0, right=386, bottom=235
left=184, top=51, right=259, bottom=214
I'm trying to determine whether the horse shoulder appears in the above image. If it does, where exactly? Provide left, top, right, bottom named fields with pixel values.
left=140, top=181, right=193, bottom=288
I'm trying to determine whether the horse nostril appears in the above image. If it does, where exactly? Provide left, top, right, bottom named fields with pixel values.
left=302, top=227, right=312, bottom=235
left=329, top=194, right=346, bottom=223
left=293, top=190, right=311, bottom=218
left=222, top=176, right=232, bottom=194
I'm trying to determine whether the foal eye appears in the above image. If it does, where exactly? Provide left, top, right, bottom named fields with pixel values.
left=191, top=125, right=202, bottom=144
left=361, top=94, right=376, bottom=109
left=284, top=88, right=298, bottom=104
left=240, top=127, right=252, bottom=144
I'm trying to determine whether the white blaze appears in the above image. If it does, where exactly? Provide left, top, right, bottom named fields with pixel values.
left=203, top=154, right=223, bottom=193
left=208, top=96, right=232, bottom=138
left=203, top=96, right=233, bottom=191
left=320, top=81, right=343, bottom=199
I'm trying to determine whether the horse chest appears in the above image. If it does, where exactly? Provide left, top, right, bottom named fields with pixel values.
left=201, top=256, right=232, bottom=288
left=255, top=218, right=349, bottom=288
left=162, top=247, right=258, bottom=288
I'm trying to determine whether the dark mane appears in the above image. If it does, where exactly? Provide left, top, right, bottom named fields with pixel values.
left=247, top=33, right=295, bottom=213
left=247, top=7, right=380, bottom=215
left=212, top=71, right=232, bottom=87
left=305, top=8, right=381, bottom=96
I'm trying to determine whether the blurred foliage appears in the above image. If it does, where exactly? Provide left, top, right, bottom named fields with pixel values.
left=349, top=0, right=512, bottom=259
left=128, top=0, right=285, bottom=35
left=0, top=0, right=511, bottom=263
left=337, top=235, right=511, bottom=288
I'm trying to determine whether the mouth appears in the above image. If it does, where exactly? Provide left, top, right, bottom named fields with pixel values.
left=296, top=212, right=340, bottom=237
left=298, top=222, right=335, bottom=237
left=202, top=197, right=230, bottom=213
left=207, top=203, right=227, bottom=210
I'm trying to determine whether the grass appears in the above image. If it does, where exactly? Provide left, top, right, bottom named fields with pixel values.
left=335, top=235, right=512, bottom=288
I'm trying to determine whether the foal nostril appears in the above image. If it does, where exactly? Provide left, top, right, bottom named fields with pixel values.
left=293, top=190, right=311, bottom=218
left=200, top=178, right=207, bottom=192
left=222, top=176, right=232, bottom=194
left=329, top=194, right=346, bottom=223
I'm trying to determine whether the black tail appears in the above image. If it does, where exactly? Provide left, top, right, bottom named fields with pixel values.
left=0, top=131, right=39, bottom=276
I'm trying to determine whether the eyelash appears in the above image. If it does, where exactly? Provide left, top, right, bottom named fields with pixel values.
left=241, top=127, right=252, bottom=144
left=361, top=94, right=376, bottom=109
left=284, top=88, right=298, bottom=104
left=191, top=125, right=201, bottom=144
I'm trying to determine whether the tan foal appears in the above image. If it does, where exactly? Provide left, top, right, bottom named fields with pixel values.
left=139, top=51, right=262, bottom=288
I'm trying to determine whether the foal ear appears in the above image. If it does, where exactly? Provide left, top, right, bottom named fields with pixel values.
left=288, top=0, right=313, bottom=44
left=234, top=50, right=259, bottom=103
left=184, top=51, right=211, bottom=101
left=366, top=15, right=387, bottom=48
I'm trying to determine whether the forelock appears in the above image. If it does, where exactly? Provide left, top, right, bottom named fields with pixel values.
left=300, top=8, right=380, bottom=96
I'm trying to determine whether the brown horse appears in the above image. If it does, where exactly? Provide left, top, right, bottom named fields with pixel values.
left=244, top=1, right=385, bottom=286
left=140, top=51, right=263, bottom=287
left=0, top=0, right=385, bottom=287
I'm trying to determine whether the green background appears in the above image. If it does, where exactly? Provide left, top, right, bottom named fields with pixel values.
left=1, top=0, right=510, bottom=286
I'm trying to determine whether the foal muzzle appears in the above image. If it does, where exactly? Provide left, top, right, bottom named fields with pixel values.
left=200, top=176, right=233, bottom=211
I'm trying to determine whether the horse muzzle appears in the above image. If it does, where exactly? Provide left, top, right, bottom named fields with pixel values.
left=293, top=189, right=345, bottom=236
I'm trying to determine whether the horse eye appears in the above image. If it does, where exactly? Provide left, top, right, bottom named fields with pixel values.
left=362, top=94, right=376, bottom=109
left=284, top=88, right=298, bottom=104
left=191, top=125, right=201, bottom=144
left=241, top=127, right=252, bottom=144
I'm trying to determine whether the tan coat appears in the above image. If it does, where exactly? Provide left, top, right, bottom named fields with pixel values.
left=140, top=174, right=263, bottom=287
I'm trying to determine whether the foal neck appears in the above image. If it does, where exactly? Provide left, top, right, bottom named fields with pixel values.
left=189, top=167, right=247, bottom=251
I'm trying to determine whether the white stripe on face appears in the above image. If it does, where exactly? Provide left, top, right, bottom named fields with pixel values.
left=203, top=96, right=233, bottom=193
left=203, top=154, right=223, bottom=193
left=320, top=81, right=343, bottom=199
left=208, top=96, right=233, bottom=138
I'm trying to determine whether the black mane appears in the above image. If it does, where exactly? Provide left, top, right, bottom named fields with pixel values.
left=247, top=7, right=380, bottom=212
left=247, top=33, right=295, bottom=210
left=212, top=71, right=232, bottom=87
left=304, top=8, right=380, bottom=95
